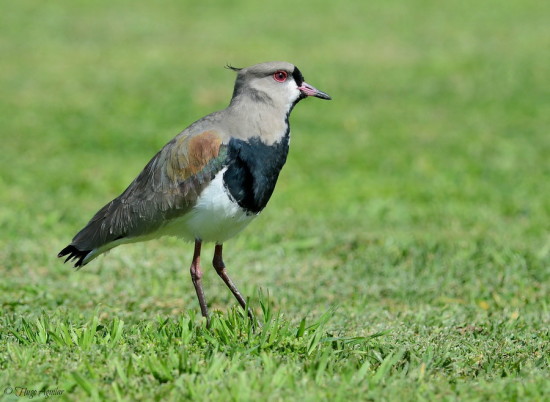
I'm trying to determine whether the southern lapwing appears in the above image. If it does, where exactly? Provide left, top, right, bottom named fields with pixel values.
left=58, top=61, right=331, bottom=324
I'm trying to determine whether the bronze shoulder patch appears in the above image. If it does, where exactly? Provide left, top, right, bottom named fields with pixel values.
left=167, top=130, right=223, bottom=181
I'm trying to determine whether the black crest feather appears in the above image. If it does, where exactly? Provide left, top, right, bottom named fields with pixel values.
left=225, top=64, right=242, bottom=72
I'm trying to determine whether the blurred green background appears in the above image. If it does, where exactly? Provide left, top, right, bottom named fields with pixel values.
left=1, top=0, right=549, bottom=399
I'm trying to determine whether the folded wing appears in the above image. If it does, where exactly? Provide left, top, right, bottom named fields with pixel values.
left=59, top=130, right=227, bottom=267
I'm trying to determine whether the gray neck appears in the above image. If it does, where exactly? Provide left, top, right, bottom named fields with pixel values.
left=225, top=90, right=292, bottom=145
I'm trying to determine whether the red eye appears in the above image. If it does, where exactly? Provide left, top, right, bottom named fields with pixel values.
left=273, top=70, right=288, bottom=82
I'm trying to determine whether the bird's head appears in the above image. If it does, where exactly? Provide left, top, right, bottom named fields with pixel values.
left=228, top=61, right=331, bottom=110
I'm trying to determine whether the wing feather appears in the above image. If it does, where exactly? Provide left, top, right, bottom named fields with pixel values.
left=59, top=130, right=227, bottom=266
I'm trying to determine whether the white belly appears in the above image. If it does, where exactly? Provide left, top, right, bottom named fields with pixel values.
left=162, top=168, right=257, bottom=243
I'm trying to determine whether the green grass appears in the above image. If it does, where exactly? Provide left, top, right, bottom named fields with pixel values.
left=1, top=0, right=549, bottom=400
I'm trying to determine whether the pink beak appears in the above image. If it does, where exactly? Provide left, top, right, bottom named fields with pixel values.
left=298, top=82, right=332, bottom=100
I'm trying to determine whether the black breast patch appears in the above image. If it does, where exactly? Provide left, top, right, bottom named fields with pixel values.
left=223, top=133, right=290, bottom=214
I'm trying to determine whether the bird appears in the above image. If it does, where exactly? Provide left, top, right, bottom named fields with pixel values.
left=58, top=61, right=331, bottom=325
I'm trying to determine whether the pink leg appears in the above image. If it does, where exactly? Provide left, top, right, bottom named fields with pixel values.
left=190, top=240, right=210, bottom=326
left=212, top=244, right=255, bottom=322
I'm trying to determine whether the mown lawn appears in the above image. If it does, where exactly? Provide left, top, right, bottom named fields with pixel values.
left=1, top=0, right=548, bottom=400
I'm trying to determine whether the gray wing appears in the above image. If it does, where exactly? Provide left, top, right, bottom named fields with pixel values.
left=59, top=129, right=227, bottom=267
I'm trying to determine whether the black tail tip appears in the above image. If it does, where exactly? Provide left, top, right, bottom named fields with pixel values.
left=58, top=245, right=91, bottom=268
